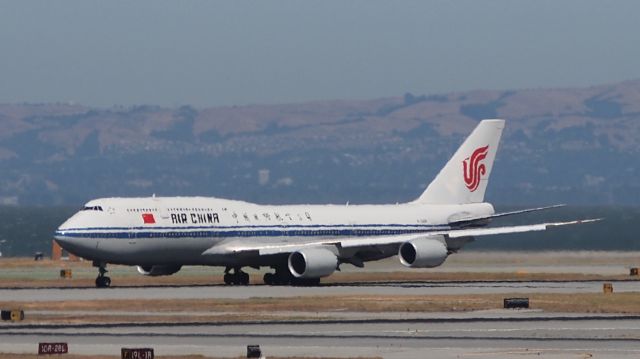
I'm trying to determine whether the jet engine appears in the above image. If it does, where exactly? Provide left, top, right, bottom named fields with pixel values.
left=288, top=247, right=338, bottom=278
left=398, top=237, right=448, bottom=268
left=136, top=265, right=182, bottom=276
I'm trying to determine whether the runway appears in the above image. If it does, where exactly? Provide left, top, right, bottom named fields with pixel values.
left=1, top=280, right=640, bottom=358
left=2, top=313, right=640, bottom=358
left=1, top=280, right=639, bottom=301
left=2, top=251, right=640, bottom=358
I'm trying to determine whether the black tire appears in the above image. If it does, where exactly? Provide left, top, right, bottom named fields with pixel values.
left=223, top=273, right=233, bottom=285
left=95, top=276, right=111, bottom=288
left=240, top=272, right=250, bottom=285
left=306, top=277, right=321, bottom=286
left=274, top=273, right=289, bottom=286
left=263, top=273, right=274, bottom=285
left=292, top=277, right=320, bottom=286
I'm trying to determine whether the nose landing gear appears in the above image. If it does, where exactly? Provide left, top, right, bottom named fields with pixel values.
left=94, top=262, right=111, bottom=288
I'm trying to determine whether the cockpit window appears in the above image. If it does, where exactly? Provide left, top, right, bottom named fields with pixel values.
left=82, top=206, right=103, bottom=211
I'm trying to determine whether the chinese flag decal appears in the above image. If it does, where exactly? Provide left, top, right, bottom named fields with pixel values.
left=142, top=213, right=156, bottom=224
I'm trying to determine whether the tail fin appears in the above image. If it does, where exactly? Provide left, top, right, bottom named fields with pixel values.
left=414, top=119, right=505, bottom=204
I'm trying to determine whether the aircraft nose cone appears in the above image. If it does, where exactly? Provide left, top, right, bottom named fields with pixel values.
left=54, top=228, right=72, bottom=246
left=53, top=209, right=100, bottom=260
left=54, top=213, right=79, bottom=243
left=54, top=231, right=66, bottom=241
left=53, top=219, right=83, bottom=252
left=53, top=228, right=90, bottom=259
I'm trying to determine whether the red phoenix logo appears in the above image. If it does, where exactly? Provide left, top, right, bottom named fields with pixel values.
left=462, top=145, right=489, bottom=192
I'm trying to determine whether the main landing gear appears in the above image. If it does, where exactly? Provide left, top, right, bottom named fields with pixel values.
left=223, top=267, right=250, bottom=285
left=263, top=266, right=320, bottom=286
left=94, top=262, right=111, bottom=288
left=221, top=266, right=320, bottom=286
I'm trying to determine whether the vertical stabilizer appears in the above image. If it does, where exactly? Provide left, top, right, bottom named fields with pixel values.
left=414, top=119, right=505, bottom=204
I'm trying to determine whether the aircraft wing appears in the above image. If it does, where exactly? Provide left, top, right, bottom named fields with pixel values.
left=448, top=204, right=565, bottom=227
left=201, top=218, right=600, bottom=257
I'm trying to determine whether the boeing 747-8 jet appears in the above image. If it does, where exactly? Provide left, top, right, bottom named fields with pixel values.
left=54, top=119, right=596, bottom=287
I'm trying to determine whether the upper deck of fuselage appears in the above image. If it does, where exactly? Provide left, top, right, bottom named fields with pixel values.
left=58, top=196, right=494, bottom=231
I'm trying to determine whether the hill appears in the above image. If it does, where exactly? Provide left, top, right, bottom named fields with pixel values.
left=1, top=80, right=639, bottom=205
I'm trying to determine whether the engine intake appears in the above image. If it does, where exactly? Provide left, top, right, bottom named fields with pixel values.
left=136, top=264, right=182, bottom=276
left=288, top=247, right=338, bottom=278
left=398, top=237, right=448, bottom=268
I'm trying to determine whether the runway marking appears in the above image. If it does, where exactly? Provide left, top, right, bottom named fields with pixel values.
left=4, top=315, right=640, bottom=331
left=459, top=347, right=640, bottom=357
left=2, top=279, right=639, bottom=291
left=460, top=349, right=595, bottom=357
left=319, top=326, right=640, bottom=334
left=3, top=331, right=640, bottom=343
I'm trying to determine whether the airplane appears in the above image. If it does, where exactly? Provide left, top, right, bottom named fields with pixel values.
left=54, top=119, right=597, bottom=288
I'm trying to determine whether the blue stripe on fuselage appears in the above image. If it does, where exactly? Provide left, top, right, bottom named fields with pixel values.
left=55, top=226, right=447, bottom=239
left=60, top=223, right=446, bottom=231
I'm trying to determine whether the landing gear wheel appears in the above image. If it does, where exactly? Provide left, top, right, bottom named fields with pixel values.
left=273, top=265, right=297, bottom=285
left=94, top=262, right=110, bottom=288
left=268, top=266, right=320, bottom=286
left=95, top=276, right=111, bottom=288
left=239, top=272, right=250, bottom=285
left=275, top=274, right=289, bottom=286
left=263, top=272, right=275, bottom=285
left=223, top=268, right=250, bottom=286
left=290, top=277, right=320, bottom=286
left=303, top=277, right=321, bottom=286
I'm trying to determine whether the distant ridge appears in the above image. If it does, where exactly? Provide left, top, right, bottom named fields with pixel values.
left=1, top=79, right=639, bottom=205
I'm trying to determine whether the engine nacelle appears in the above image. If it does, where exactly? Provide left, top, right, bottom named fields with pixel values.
left=136, top=264, right=182, bottom=276
left=398, top=237, right=448, bottom=268
left=288, top=247, right=338, bottom=278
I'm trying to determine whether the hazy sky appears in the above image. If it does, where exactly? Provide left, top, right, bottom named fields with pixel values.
left=1, top=1, right=640, bottom=107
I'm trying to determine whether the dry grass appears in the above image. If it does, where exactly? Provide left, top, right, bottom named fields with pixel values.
left=328, top=271, right=635, bottom=283
left=0, top=356, right=210, bottom=359
left=1, top=257, right=637, bottom=288
left=17, top=313, right=322, bottom=325
left=0, top=355, right=380, bottom=359
left=3, top=292, right=640, bottom=326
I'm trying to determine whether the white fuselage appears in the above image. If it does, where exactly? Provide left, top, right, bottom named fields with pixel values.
left=54, top=196, right=494, bottom=267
